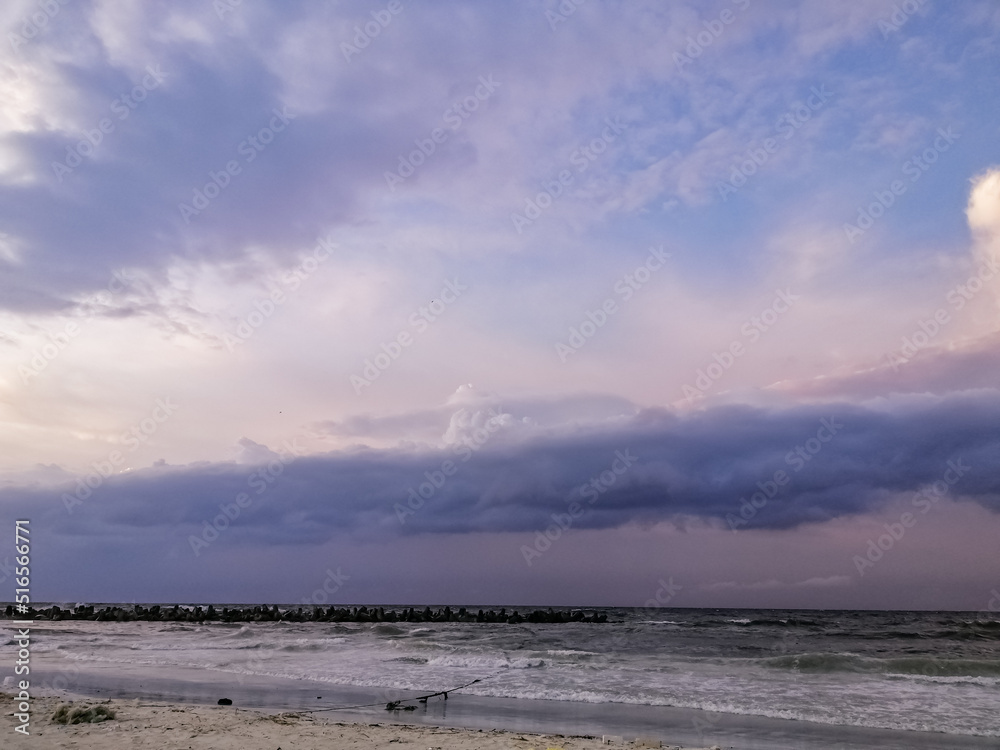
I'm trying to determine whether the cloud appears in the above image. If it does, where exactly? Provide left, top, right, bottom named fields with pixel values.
left=3, top=389, right=998, bottom=550
left=313, top=387, right=637, bottom=445
left=967, top=167, right=1000, bottom=315
left=0, top=0, right=965, bottom=317
left=701, top=575, right=851, bottom=591
left=772, top=331, right=1000, bottom=400
left=967, top=167, right=1000, bottom=240
left=234, top=437, right=282, bottom=466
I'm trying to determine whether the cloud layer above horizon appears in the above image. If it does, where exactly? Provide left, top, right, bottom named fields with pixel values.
left=1, top=0, right=999, bottom=608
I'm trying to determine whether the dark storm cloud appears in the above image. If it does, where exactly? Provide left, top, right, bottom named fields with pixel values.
left=2, top=390, right=998, bottom=550
left=0, top=0, right=512, bottom=312
left=0, top=53, right=367, bottom=307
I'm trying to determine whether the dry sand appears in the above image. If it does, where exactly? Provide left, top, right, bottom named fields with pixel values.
left=2, top=693, right=722, bottom=750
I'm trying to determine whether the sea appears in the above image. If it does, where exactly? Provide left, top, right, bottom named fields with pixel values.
left=3, top=607, right=998, bottom=749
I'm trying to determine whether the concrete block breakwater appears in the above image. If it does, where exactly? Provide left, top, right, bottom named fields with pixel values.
left=3, top=603, right=609, bottom=624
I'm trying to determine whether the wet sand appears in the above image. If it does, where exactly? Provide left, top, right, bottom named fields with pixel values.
left=2, top=692, right=718, bottom=750
left=8, top=664, right=998, bottom=750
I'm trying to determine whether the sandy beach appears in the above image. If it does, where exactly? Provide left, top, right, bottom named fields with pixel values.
left=1, top=693, right=717, bottom=750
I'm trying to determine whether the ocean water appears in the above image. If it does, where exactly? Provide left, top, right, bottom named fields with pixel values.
left=4, top=607, right=999, bottom=740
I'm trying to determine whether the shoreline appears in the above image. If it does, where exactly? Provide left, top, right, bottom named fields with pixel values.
left=0, top=692, right=718, bottom=750
left=10, top=667, right=998, bottom=750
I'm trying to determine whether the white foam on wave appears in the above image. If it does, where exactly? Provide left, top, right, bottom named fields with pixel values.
left=426, top=654, right=544, bottom=670
left=544, top=649, right=599, bottom=657
left=889, top=673, right=1000, bottom=687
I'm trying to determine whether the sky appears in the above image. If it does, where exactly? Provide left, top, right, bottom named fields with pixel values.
left=1, top=0, right=999, bottom=610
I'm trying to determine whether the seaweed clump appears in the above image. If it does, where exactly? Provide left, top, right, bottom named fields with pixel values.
left=52, top=703, right=116, bottom=724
